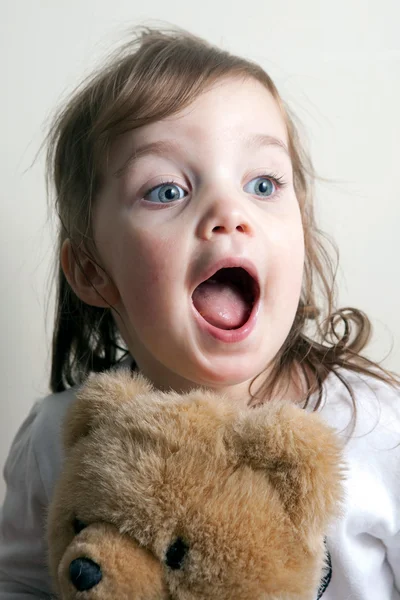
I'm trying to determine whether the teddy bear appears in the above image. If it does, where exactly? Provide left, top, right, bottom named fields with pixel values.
left=47, top=368, right=345, bottom=600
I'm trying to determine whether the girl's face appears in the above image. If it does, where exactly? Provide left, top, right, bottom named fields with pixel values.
left=94, top=77, right=304, bottom=401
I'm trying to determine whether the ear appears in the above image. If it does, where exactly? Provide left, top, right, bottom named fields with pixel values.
left=229, top=401, right=345, bottom=539
left=61, top=238, right=120, bottom=308
left=63, top=369, right=153, bottom=451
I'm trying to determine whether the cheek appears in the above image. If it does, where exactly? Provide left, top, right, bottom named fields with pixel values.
left=267, top=217, right=305, bottom=305
left=111, top=228, right=181, bottom=317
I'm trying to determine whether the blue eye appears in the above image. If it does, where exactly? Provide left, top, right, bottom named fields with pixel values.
left=244, top=176, right=276, bottom=197
left=144, top=182, right=187, bottom=203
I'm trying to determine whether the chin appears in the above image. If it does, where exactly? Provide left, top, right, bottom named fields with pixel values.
left=195, top=362, right=264, bottom=390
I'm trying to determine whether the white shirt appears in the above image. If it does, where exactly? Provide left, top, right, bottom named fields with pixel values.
left=0, top=364, right=399, bottom=599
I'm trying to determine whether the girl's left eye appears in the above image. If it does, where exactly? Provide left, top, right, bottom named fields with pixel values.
left=144, top=182, right=187, bottom=203
left=244, top=176, right=278, bottom=197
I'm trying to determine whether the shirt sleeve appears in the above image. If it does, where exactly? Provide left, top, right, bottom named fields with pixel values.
left=0, top=402, right=53, bottom=598
left=385, top=538, right=400, bottom=592
left=378, top=386, right=400, bottom=593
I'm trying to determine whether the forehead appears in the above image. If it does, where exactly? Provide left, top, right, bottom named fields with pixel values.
left=108, top=77, right=288, bottom=171
left=160, top=76, right=286, bottom=139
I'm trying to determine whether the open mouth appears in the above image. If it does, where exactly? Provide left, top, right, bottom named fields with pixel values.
left=191, top=267, right=259, bottom=331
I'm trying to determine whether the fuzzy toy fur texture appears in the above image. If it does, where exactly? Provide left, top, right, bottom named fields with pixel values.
left=47, top=368, right=345, bottom=600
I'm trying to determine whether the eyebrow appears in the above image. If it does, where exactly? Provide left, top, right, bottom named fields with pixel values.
left=114, top=140, right=181, bottom=179
left=243, top=133, right=289, bottom=156
left=114, top=133, right=290, bottom=179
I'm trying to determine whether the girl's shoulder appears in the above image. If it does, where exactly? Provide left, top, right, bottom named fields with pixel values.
left=318, top=366, right=400, bottom=453
left=0, top=385, right=86, bottom=594
left=11, top=358, right=133, bottom=499
left=6, top=385, right=78, bottom=502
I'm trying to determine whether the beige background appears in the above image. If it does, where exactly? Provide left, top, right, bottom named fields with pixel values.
left=1, top=0, right=399, bottom=503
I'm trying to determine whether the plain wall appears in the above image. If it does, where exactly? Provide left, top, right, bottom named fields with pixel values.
left=1, top=0, right=399, bottom=503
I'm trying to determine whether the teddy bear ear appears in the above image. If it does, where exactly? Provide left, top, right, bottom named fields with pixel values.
left=63, top=368, right=153, bottom=450
left=229, top=401, right=345, bottom=540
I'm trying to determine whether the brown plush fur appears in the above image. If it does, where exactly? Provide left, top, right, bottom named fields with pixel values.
left=55, top=522, right=168, bottom=599
left=47, top=368, right=345, bottom=599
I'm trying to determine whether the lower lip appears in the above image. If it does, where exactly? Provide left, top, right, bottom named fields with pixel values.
left=191, top=298, right=260, bottom=343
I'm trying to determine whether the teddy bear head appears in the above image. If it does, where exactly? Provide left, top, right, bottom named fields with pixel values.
left=47, top=369, right=344, bottom=600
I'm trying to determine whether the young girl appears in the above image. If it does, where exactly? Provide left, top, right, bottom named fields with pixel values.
left=0, top=26, right=399, bottom=599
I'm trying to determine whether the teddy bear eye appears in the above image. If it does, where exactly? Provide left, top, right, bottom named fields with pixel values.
left=165, top=537, right=189, bottom=570
left=73, top=518, right=88, bottom=535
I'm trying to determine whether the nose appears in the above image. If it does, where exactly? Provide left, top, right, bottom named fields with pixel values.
left=195, top=186, right=255, bottom=240
left=69, top=557, right=102, bottom=591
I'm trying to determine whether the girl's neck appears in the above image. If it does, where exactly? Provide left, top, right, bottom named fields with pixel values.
left=133, top=359, right=310, bottom=410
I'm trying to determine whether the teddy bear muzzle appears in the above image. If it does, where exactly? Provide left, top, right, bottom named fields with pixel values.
left=69, top=557, right=102, bottom=591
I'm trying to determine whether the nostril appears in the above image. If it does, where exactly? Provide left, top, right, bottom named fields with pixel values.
left=211, top=224, right=248, bottom=234
left=69, top=557, right=102, bottom=591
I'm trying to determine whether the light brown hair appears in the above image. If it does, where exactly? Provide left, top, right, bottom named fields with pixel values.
left=46, top=25, right=399, bottom=414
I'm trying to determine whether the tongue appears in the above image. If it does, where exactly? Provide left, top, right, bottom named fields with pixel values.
left=192, top=279, right=250, bottom=330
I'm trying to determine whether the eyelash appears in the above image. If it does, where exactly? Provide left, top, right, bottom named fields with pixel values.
left=261, top=173, right=288, bottom=194
left=142, top=173, right=288, bottom=202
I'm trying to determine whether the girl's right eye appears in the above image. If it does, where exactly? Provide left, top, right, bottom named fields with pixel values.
left=143, top=182, right=187, bottom=204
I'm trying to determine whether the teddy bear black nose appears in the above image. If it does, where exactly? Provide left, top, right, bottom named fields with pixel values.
left=69, top=558, right=102, bottom=591
left=165, top=537, right=189, bottom=570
